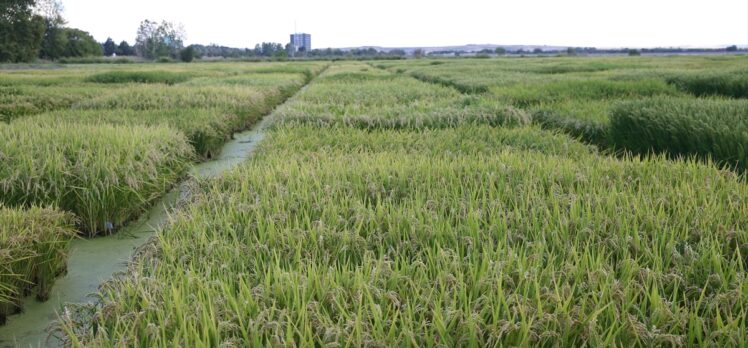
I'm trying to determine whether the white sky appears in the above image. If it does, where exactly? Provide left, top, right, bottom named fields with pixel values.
left=61, top=0, right=748, bottom=49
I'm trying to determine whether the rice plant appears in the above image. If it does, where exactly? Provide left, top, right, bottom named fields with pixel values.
left=666, top=70, right=748, bottom=98
left=84, top=71, right=193, bottom=85
left=57, top=61, right=748, bottom=347
left=74, top=84, right=294, bottom=130
left=58, top=125, right=748, bottom=347
left=0, top=118, right=193, bottom=236
left=274, top=64, right=530, bottom=128
left=530, top=99, right=613, bottom=147
left=0, top=85, right=107, bottom=122
left=0, top=205, right=76, bottom=324
left=609, top=96, right=748, bottom=172
left=33, top=108, right=240, bottom=159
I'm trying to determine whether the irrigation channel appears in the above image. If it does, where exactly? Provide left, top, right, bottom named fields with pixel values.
left=0, top=113, right=276, bottom=347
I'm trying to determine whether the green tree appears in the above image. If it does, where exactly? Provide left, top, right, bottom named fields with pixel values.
left=726, top=45, right=738, bottom=52
left=36, top=0, right=66, bottom=60
left=135, top=19, right=185, bottom=59
left=116, top=40, right=134, bottom=56
left=566, top=47, right=577, bottom=56
left=102, top=37, right=116, bottom=56
left=0, top=0, right=45, bottom=62
left=179, top=45, right=196, bottom=62
left=628, top=48, right=641, bottom=56
left=62, top=28, right=101, bottom=57
left=495, top=47, right=506, bottom=55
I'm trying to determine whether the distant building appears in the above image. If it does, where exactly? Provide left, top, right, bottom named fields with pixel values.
left=290, top=33, right=311, bottom=55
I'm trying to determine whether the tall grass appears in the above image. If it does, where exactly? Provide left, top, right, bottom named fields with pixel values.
left=0, top=206, right=76, bottom=324
left=0, top=119, right=193, bottom=236
left=610, top=97, right=748, bottom=172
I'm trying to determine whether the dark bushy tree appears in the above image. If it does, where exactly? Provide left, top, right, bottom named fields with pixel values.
left=0, top=0, right=45, bottom=62
left=179, top=45, right=196, bottom=62
left=62, top=28, right=101, bottom=57
left=116, top=40, right=134, bottom=56
left=102, top=37, right=116, bottom=56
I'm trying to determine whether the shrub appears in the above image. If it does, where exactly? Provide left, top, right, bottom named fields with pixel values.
left=609, top=97, right=748, bottom=171
left=0, top=206, right=76, bottom=324
left=180, top=46, right=196, bottom=63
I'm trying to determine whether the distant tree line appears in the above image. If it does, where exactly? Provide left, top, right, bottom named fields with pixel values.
left=427, top=45, right=746, bottom=57
left=1, top=0, right=101, bottom=62
left=188, top=44, right=407, bottom=59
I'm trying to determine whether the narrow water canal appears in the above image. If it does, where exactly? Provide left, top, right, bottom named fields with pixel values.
left=0, top=117, right=273, bottom=347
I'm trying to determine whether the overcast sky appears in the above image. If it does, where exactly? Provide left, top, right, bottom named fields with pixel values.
left=61, top=0, right=748, bottom=49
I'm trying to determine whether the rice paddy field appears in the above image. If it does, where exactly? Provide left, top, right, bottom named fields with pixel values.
left=1, top=56, right=747, bottom=346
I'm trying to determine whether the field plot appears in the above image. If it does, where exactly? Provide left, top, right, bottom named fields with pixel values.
left=0, top=62, right=324, bottom=325
left=376, top=56, right=748, bottom=158
left=274, top=64, right=530, bottom=129
left=60, top=62, right=748, bottom=347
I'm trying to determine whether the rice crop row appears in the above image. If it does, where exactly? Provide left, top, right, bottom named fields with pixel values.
left=0, top=118, right=193, bottom=236
left=75, top=75, right=308, bottom=131
left=84, top=71, right=193, bottom=85
left=529, top=99, right=614, bottom=147
left=0, top=205, right=76, bottom=325
left=274, top=64, right=530, bottom=129
left=32, top=108, right=238, bottom=159
left=666, top=70, right=748, bottom=99
left=59, top=62, right=748, bottom=346
left=60, top=123, right=748, bottom=347
left=377, top=57, right=748, bottom=173
left=0, top=62, right=325, bottom=331
left=0, top=85, right=109, bottom=122
left=610, top=96, right=748, bottom=172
